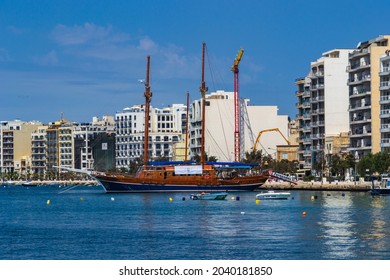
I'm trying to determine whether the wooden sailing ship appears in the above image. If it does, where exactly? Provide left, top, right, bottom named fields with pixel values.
left=94, top=43, right=270, bottom=193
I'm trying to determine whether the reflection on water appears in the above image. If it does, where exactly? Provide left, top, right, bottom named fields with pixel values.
left=364, top=197, right=388, bottom=254
left=318, top=193, right=356, bottom=259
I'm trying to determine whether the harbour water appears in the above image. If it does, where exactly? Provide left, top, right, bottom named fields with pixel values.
left=1, top=185, right=390, bottom=260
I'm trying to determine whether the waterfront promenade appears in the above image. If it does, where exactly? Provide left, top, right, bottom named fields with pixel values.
left=2, top=179, right=374, bottom=191
left=262, top=180, right=372, bottom=192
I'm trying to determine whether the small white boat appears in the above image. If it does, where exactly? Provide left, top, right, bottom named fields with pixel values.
left=22, top=181, right=39, bottom=187
left=371, top=174, right=390, bottom=195
left=256, top=190, right=291, bottom=200
left=190, top=192, right=228, bottom=200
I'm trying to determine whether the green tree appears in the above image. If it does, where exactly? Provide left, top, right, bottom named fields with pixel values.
left=128, top=156, right=144, bottom=175
left=373, top=152, right=390, bottom=174
left=272, top=159, right=298, bottom=174
left=357, top=152, right=390, bottom=177
left=243, top=150, right=264, bottom=164
left=191, top=153, right=218, bottom=163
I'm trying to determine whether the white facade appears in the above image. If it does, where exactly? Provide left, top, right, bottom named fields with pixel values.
left=189, top=90, right=289, bottom=161
left=245, top=105, right=289, bottom=156
left=115, top=104, right=186, bottom=169
left=321, top=49, right=352, bottom=136
left=296, top=49, right=352, bottom=173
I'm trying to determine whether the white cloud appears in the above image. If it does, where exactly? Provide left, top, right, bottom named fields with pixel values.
left=33, top=50, right=59, bottom=66
left=138, top=37, right=158, bottom=52
left=52, top=23, right=129, bottom=46
left=7, top=25, right=26, bottom=35
left=48, top=23, right=203, bottom=84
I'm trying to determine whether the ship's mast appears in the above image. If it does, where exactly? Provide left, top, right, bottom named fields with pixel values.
left=200, top=43, right=208, bottom=169
left=143, top=56, right=152, bottom=166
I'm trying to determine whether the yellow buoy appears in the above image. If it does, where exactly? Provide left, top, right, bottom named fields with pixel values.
left=169, top=197, right=173, bottom=202
left=311, top=196, right=315, bottom=201
left=256, top=199, right=260, bottom=204
left=46, top=199, right=51, bottom=205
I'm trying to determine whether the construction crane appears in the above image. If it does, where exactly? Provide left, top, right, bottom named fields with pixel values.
left=253, top=128, right=290, bottom=153
left=231, top=48, right=244, bottom=162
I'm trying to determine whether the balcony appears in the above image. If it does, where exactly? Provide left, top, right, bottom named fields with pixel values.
left=380, top=81, right=390, bottom=90
left=380, top=66, right=390, bottom=76
left=350, top=116, right=371, bottom=124
left=350, top=128, right=372, bottom=138
left=381, top=124, right=390, bottom=132
left=349, top=88, right=371, bottom=98
left=302, top=102, right=310, bottom=108
left=303, top=91, right=311, bottom=98
left=346, top=61, right=370, bottom=72
left=347, top=75, right=371, bottom=86
left=349, top=102, right=371, bottom=112
left=381, top=109, right=390, bottom=118
left=348, top=48, right=370, bottom=59
left=380, top=94, right=390, bottom=104
left=302, top=113, right=310, bottom=120
left=382, top=138, right=390, bottom=147
left=295, top=102, right=303, bottom=109
left=310, top=84, right=324, bottom=91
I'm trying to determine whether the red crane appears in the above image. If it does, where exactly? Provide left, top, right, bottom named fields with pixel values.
left=232, top=49, right=244, bottom=162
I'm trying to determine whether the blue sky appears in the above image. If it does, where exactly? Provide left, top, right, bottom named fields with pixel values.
left=0, top=0, right=389, bottom=123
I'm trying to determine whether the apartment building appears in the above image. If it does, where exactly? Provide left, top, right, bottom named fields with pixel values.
left=31, top=125, right=49, bottom=176
left=44, top=119, right=75, bottom=176
left=348, top=35, right=390, bottom=159
left=115, top=104, right=186, bottom=169
left=189, top=90, right=289, bottom=162
left=73, top=116, right=115, bottom=171
left=296, top=49, right=352, bottom=174
left=30, top=117, right=116, bottom=176
left=295, top=77, right=312, bottom=171
left=380, top=50, right=390, bottom=150
left=0, top=120, right=41, bottom=176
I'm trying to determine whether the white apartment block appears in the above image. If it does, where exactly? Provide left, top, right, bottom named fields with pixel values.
left=115, top=104, right=186, bottom=168
left=380, top=51, right=390, bottom=150
left=189, top=90, right=289, bottom=162
left=348, top=35, right=390, bottom=159
left=296, top=49, right=352, bottom=173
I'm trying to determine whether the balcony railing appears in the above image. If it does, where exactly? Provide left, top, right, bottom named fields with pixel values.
left=348, top=48, right=370, bottom=59
left=380, top=81, right=390, bottom=89
left=346, top=61, right=370, bottom=71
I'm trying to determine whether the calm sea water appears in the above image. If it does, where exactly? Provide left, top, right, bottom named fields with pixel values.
left=1, top=185, right=390, bottom=260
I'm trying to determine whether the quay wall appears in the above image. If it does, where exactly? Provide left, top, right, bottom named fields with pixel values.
left=261, top=181, right=373, bottom=192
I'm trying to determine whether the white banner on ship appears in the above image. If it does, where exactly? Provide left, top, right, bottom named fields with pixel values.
left=174, top=165, right=202, bottom=175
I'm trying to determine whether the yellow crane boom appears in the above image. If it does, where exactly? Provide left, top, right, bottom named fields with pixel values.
left=253, top=128, right=290, bottom=152
left=231, top=49, right=244, bottom=72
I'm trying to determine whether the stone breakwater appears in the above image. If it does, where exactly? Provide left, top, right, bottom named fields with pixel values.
left=261, top=181, right=373, bottom=192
